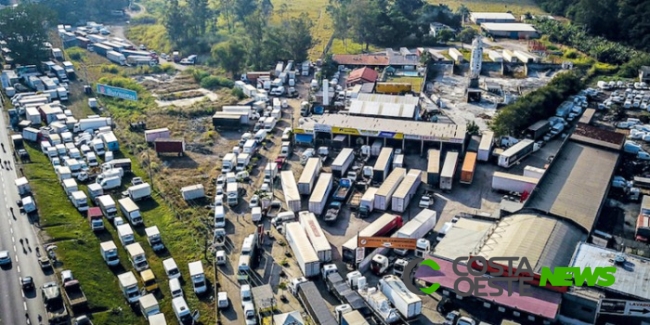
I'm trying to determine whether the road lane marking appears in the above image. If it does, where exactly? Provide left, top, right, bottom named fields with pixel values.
left=10, top=228, right=13, bottom=234
left=17, top=265, right=20, bottom=273
left=11, top=235, right=14, bottom=242
left=13, top=245, right=16, bottom=251
left=23, top=301, right=27, bottom=311
left=21, top=291, right=24, bottom=298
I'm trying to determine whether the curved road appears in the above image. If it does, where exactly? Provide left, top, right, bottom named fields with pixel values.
left=0, top=108, right=51, bottom=325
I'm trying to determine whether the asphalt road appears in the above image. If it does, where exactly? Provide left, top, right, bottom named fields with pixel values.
left=0, top=107, right=52, bottom=325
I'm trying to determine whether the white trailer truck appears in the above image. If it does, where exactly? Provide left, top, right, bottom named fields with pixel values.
left=392, top=209, right=437, bottom=255
left=379, top=275, right=422, bottom=319
left=299, top=211, right=332, bottom=262
left=491, top=172, right=539, bottom=193
left=391, top=169, right=422, bottom=213
left=285, top=222, right=320, bottom=277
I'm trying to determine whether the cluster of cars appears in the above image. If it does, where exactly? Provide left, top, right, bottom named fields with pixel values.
left=606, top=87, right=650, bottom=110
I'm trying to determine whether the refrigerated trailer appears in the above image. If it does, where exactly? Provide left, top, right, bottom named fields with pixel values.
left=373, top=147, right=394, bottom=182
left=281, top=171, right=301, bottom=212
left=331, top=148, right=355, bottom=178
left=374, top=168, right=407, bottom=211
left=477, top=131, right=494, bottom=162
left=341, top=214, right=403, bottom=263
left=298, top=158, right=322, bottom=195
left=392, top=209, right=436, bottom=255
left=285, top=222, right=321, bottom=277
left=379, top=275, right=422, bottom=319
left=299, top=211, right=332, bottom=262
left=498, top=139, right=535, bottom=168
left=491, top=172, right=539, bottom=193
left=391, top=169, right=422, bottom=213
left=308, top=173, right=333, bottom=216
left=426, top=149, right=440, bottom=186
left=440, top=152, right=459, bottom=191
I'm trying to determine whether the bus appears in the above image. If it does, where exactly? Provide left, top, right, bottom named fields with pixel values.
left=341, top=213, right=403, bottom=263
left=497, top=139, right=536, bottom=168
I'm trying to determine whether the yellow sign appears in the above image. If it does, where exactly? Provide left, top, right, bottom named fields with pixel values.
left=293, top=128, right=305, bottom=134
left=394, top=133, right=404, bottom=140
left=332, top=127, right=360, bottom=136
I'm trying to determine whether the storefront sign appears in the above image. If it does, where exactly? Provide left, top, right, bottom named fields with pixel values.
left=314, top=124, right=332, bottom=133
left=332, top=127, right=360, bottom=135
left=404, top=134, right=421, bottom=140
left=378, top=131, right=404, bottom=140
left=293, top=128, right=313, bottom=134
left=358, top=129, right=379, bottom=137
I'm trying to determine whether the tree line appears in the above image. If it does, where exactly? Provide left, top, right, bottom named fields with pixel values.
left=535, top=0, right=650, bottom=53
left=490, top=72, right=584, bottom=137
left=327, top=0, right=462, bottom=50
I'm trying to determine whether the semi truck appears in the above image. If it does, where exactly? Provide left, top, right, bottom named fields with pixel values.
left=341, top=214, right=403, bottom=264
left=492, top=172, right=539, bottom=194
left=379, top=275, right=422, bottom=319
left=308, top=173, right=333, bottom=216
left=426, top=149, right=440, bottom=186
left=526, top=120, right=551, bottom=141
left=72, top=117, right=112, bottom=133
left=154, top=138, right=185, bottom=156
left=374, top=168, right=407, bottom=211
left=298, top=158, right=321, bottom=195
left=331, top=148, right=354, bottom=178
left=299, top=211, right=332, bottom=262
left=285, top=222, right=320, bottom=277
left=440, top=151, right=459, bottom=191
left=297, top=281, right=338, bottom=325
left=333, top=178, right=353, bottom=202
left=107, top=51, right=127, bottom=65
left=392, top=209, right=437, bottom=255
left=281, top=171, right=301, bottom=212
left=460, top=152, right=478, bottom=184
left=391, top=169, right=422, bottom=213
left=497, top=139, right=536, bottom=168
left=373, top=147, right=394, bottom=182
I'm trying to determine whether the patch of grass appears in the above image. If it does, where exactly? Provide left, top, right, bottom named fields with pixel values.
left=328, top=39, right=381, bottom=55
left=125, top=24, right=173, bottom=54
left=431, top=0, right=545, bottom=15
left=387, top=76, right=425, bottom=93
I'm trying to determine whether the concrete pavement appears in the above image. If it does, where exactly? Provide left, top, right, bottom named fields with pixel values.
left=0, top=106, right=52, bottom=325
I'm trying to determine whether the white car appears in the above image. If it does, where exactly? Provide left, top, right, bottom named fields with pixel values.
left=419, top=195, right=433, bottom=208
left=457, top=317, right=476, bottom=325
left=216, top=186, right=224, bottom=196
left=0, top=250, right=11, bottom=265
left=216, top=175, right=225, bottom=187
left=260, top=183, right=270, bottom=193
left=114, top=217, right=125, bottom=227
left=52, top=157, right=61, bottom=167
left=217, top=292, right=229, bottom=309
left=250, top=195, right=259, bottom=208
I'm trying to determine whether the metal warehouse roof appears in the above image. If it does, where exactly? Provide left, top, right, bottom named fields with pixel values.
left=476, top=213, right=587, bottom=273
left=356, top=93, right=419, bottom=105
left=433, top=218, right=494, bottom=261
left=481, top=23, right=537, bottom=32
left=309, top=114, right=466, bottom=142
left=470, top=12, right=516, bottom=20
left=525, top=140, right=619, bottom=232
left=348, top=100, right=416, bottom=119
left=571, top=243, right=650, bottom=300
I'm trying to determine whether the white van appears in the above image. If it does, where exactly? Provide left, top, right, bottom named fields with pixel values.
left=169, top=278, right=183, bottom=298
left=163, top=258, right=181, bottom=279
left=214, top=205, right=226, bottom=228
left=189, top=261, right=207, bottom=294
left=172, top=296, right=192, bottom=324
left=254, top=129, right=267, bottom=142
left=271, top=211, right=295, bottom=228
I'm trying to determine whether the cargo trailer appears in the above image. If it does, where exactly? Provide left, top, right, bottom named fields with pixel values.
left=298, top=158, right=322, bottom=195
left=498, top=139, right=535, bottom=168
left=308, top=173, right=333, bottom=216
left=373, top=147, right=394, bottom=182
left=374, top=168, right=407, bottom=211
left=392, top=209, right=436, bottom=255
left=297, top=281, right=338, bottom=325
left=440, top=152, right=459, bottom=191
left=477, top=131, right=494, bottom=162
left=299, top=211, right=332, bottom=262
left=460, top=152, right=477, bottom=184
left=426, top=149, right=440, bottom=186
left=181, top=184, right=205, bottom=201
left=154, top=139, right=185, bottom=156
left=359, top=187, right=378, bottom=218
left=281, top=171, right=301, bottom=212
left=491, top=172, right=538, bottom=193
left=525, top=120, right=551, bottom=141
left=391, top=169, right=422, bottom=213
left=144, top=128, right=170, bottom=142
left=523, top=166, right=545, bottom=180
left=285, top=222, right=321, bottom=277
left=379, top=275, right=422, bottom=319
left=331, top=148, right=355, bottom=178
left=341, top=213, right=403, bottom=263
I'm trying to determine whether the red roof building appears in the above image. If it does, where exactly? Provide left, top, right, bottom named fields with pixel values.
left=346, top=67, right=379, bottom=87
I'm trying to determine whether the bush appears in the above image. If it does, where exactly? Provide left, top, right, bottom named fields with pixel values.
left=100, top=65, right=120, bottom=74
left=66, top=47, right=86, bottom=61
left=564, top=50, right=579, bottom=59
left=130, top=14, right=157, bottom=25
left=231, top=87, right=245, bottom=99
left=200, top=76, right=234, bottom=90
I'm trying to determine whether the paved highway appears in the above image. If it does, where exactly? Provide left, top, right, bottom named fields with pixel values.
left=0, top=106, right=51, bottom=325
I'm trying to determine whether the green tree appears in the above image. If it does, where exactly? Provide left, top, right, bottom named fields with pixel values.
left=260, top=0, right=273, bottom=17
left=457, top=27, right=478, bottom=45
left=437, top=29, right=454, bottom=43
left=0, top=4, right=54, bottom=65
left=348, top=0, right=381, bottom=50
left=219, top=0, right=235, bottom=32
left=327, top=0, right=350, bottom=49
left=187, top=0, right=211, bottom=40
left=456, top=4, right=470, bottom=22
left=243, top=10, right=267, bottom=69
left=285, top=13, right=315, bottom=62
left=466, top=121, right=479, bottom=136
left=234, top=0, right=258, bottom=20
left=211, top=39, right=247, bottom=77
left=163, top=0, right=188, bottom=46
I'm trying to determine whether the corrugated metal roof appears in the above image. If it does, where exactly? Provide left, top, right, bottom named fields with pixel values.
left=477, top=213, right=586, bottom=272
left=470, top=12, right=516, bottom=20
left=348, top=101, right=416, bottom=118
left=434, top=218, right=494, bottom=260
left=481, top=23, right=537, bottom=32
left=526, top=141, right=619, bottom=232
left=571, top=243, right=650, bottom=300
left=356, top=93, right=419, bottom=105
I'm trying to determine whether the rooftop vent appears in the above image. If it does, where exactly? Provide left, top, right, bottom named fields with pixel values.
left=614, top=253, right=626, bottom=265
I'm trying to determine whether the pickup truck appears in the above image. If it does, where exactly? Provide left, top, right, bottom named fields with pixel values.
left=348, top=188, right=363, bottom=211
left=264, top=200, right=282, bottom=219
left=275, top=157, right=286, bottom=170
left=63, top=279, right=88, bottom=309
left=324, top=201, right=342, bottom=223
left=333, top=178, right=352, bottom=202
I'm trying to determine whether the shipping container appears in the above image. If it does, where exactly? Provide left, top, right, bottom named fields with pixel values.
left=375, top=82, right=412, bottom=94
left=297, top=281, right=338, bottom=325
left=523, top=166, right=545, bottom=180
left=498, top=139, right=535, bottom=168
left=332, top=148, right=355, bottom=177
left=525, top=120, right=551, bottom=141
left=309, top=173, right=333, bottom=216
left=373, top=147, right=394, bottom=182
left=391, top=169, right=422, bottom=213
left=154, top=139, right=185, bottom=156
left=281, top=171, right=301, bottom=212
left=299, top=211, right=332, bottom=262
left=392, top=209, right=437, bottom=255
left=440, top=152, right=459, bottom=191
left=374, top=168, right=407, bottom=211
left=285, top=222, right=320, bottom=277
left=426, top=149, right=440, bottom=186
left=144, top=128, right=170, bottom=143
left=341, top=214, right=403, bottom=263
left=642, top=196, right=650, bottom=215
left=298, top=158, right=322, bottom=195
left=460, top=152, right=477, bottom=184
left=477, top=131, right=494, bottom=162
left=491, top=172, right=538, bottom=193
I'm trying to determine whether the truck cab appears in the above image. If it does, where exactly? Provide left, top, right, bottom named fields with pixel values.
left=145, top=226, right=165, bottom=252
left=140, top=269, right=158, bottom=292
left=118, top=271, right=141, bottom=303
left=189, top=261, right=207, bottom=294
left=126, top=243, right=149, bottom=272
left=87, top=207, right=104, bottom=231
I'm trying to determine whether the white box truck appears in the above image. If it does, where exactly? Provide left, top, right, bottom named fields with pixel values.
left=281, top=171, right=301, bottom=212
left=222, top=153, right=236, bottom=173
left=391, top=169, right=422, bottom=213
left=107, top=50, right=126, bottom=65
left=119, top=197, right=143, bottom=226
left=359, top=187, right=378, bottom=218
left=189, top=261, right=207, bottom=294
left=117, top=223, right=135, bottom=246
left=392, top=209, right=437, bottom=255
left=478, top=131, right=494, bottom=162
left=299, top=211, right=332, bottom=262
left=97, top=195, right=118, bottom=219
left=118, top=271, right=141, bottom=303
left=308, top=173, right=333, bottom=216
left=379, top=275, right=422, bottom=319
left=285, top=222, right=320, bottom=277
left=144, top=128, right=171, bottom=142
left=298, top=158, right=322, bottom=195
left=181, top=184, right=205, bottom=201
left=128, top=183, right=152, bottom=201
left=440, top=152, right=459, bottom=191
left=100, top=240, right=120, bottom=266
left=374, top=168, right=407, bottom=211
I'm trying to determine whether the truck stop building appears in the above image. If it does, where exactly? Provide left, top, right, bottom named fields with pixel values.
left=469, top=12, right=516, bottom=24
left=480, top=23, right=539, bottom=39
left=347, top=93, right=420, bottom=120
left=295, top=114, right=467, bottom=155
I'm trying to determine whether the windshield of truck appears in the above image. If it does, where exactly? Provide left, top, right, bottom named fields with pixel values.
left=144, top=279, right=156, bottom=287
left=245, top=311, right=255, bottom=321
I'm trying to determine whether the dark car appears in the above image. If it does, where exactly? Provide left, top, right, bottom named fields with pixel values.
left=21, top=276, right=34, bottom=291
left=74, top=315, right=93, bottom=325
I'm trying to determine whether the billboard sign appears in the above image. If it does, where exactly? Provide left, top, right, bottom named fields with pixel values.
left=357, top=236, right=418, bottom=250
left=96, top=83, right=138, bottom=101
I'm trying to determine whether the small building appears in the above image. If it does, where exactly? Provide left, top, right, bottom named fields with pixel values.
left=448, top=48, right=464, bottom=62
left=639, top=66, right=650, bottom=83
left=346, top=67, right=379, bottom=87
left=470, top=12, right=516, bottom=24
left=273, top=311, right=305, bottom=325
left=429, top=23, right=455, bottom=37
left=481, top=23, right=539, bottom=39
left=488, top=50, right=503, bottom=62
left=503, top=49, right=518, bottom=63
left=332, top=54, right=389, bottom=68
left=513, top=50, right=540, bottom=63
left=385, top=48, right=420, bottom=70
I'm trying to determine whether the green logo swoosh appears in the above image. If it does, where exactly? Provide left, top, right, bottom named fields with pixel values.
left=420, top=259, right=441, bottom=294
